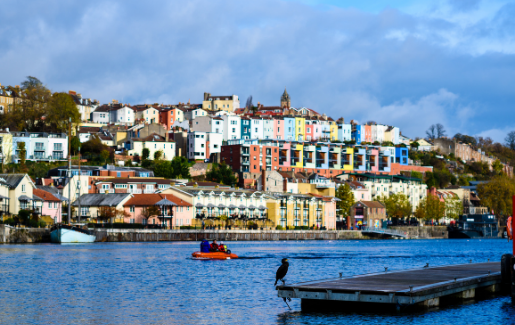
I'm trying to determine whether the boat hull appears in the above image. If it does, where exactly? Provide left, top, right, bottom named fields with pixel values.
left=50, top=227, right=96, bottom=243
left=192, top=251, right=239, bottom=260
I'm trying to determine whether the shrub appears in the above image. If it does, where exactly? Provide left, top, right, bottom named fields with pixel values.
left=18, top=210, right=32, bottom=225
left=0, top=218, right=15, bottom=226
left=180, top=226, right=196, bottom=229
left=276, top=225, right=284, bottom=230
left=294, top=226, right=309, bottom=230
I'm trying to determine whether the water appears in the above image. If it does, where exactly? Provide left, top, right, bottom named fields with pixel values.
left=0, top=239, right=514, bottom=325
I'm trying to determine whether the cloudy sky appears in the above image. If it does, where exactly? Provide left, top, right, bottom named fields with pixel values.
left=1, top=0, right=514, bottom=141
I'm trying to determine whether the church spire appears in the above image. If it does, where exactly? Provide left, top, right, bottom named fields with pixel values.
left=280, top=88, right=291, bottom=108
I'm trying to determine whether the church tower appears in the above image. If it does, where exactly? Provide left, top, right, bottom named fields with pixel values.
left=280, top=88, right=291, bottom=108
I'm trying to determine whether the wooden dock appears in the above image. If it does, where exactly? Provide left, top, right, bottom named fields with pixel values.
left=277, top=262, right=502, bottom=309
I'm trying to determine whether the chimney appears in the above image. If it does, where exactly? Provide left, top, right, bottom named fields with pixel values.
left=165, top=132, right=169, bottom=142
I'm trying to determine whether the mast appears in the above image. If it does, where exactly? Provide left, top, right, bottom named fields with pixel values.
left=78, top=145, right=81, bottom=224
left=67, top=118, right=72, bottom=224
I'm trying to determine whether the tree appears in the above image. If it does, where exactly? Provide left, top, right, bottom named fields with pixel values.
left=505, top=131, right=515, bottom=150
left=410, top=141, right=420, bottom=149
left=17, top=141, right=27, bottom=172
left=445, top=196, right=463, bottom=220
left=142, top=205, right=161, bottom=224
left=154, top=150, right=163, bottom=160
left=70, top=136, right=81, bottom=156
left=436, top=123, right=446, bottom=138
left=81, top=135, right=109, bottom=157
left=100, top=150, right=110, bottom=164
left=154, top=160, right=172, bottom=178
left=492, top=159, right=503, bottom=175
left=426, top=125, right=436, bottom=142
left=170, top=156, right=191, bottom=179
left=206, top=163, right=236, bottom=186
left=142, top=148, right=150, bottom=161
left=414, top=201, right=426, bottom=221
left=335, top=183, right=355, bottom=219
left=245, top=96, right=253, bottom=110
left=15, top=76, right=51, bottom=131
left=419, top=194, right=446, bottom=222
left=376, top=193, right=412, bottom=219
left=47, top=92, right=81, bottom=132
left=477, top=175, right=515, bottom=217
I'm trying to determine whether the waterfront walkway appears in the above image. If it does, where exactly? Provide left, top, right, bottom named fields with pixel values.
left=277, top=262, right=501, bottom=309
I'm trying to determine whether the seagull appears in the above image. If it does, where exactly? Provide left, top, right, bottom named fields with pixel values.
left=275, top=258, right=289, bottom=286
left=423, top=263, right=429, bottom=268
left=384, top=267, right=388, bottom=272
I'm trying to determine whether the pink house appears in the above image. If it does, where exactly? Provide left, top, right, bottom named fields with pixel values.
left=368, top=148, right=379, bottom=172
left=123, top=194, right=193, bottom=228
left=274, top=118, right=284, bottom=140
left=33, top=189, right=63, bottom=223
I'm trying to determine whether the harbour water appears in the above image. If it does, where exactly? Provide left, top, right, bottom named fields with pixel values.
left=0, top=239, right=513, bottom=324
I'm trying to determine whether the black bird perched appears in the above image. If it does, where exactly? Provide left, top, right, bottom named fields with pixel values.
left=275, top=258, right=289, bottom=286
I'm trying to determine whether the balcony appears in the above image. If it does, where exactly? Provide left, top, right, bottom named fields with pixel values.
left=128, top=189, right=142, bottom=194
left=143, top=189, right=155, bottom=194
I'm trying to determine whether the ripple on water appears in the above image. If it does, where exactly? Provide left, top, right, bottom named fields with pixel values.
left=0, top=239, right=513, bottom=325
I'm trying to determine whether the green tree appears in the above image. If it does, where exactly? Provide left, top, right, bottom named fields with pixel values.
left=492, top=159, right=503, bottom=175
left=445, top=196, right=463, bottom=220
left=419, top=194, right=446, bottom=222
left=170, top=156, right=191, bottom=179
left=17, top=141, right=27, bottom=172
left=206, top=163, right=236, bottom=186
left=81, top=135, right=108, bottom=157
left=47, top=92, right=81, bottom=132
left=142, top=205, right=161, bottom=224
left=15, top=76, right=51, bottom=131
left=100, top=150, right=110, bottom=164
left=477, top=175, right=515, bottom=217
left=70, top=136, right=81, bottom=156
left=154, top=160, right=172, bottom=178
left=335, top=183, right=355, bottom=219
left=154, top=150, right=163, bottom=160
left=142, top=148, right=150, bottom=161
left=376, top=193, right=412, bottom=219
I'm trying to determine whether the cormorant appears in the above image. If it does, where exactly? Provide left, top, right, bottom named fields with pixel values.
left=275, top=258, right=289, bottom=286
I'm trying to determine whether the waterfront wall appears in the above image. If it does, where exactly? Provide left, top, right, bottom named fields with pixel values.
left=0, top=225, right=51, bottom=243
left=390, top=226, right=449, bottom=239
left=95, top=229, right=340, bottom=242
left=0, top=226, right=451, bottom=243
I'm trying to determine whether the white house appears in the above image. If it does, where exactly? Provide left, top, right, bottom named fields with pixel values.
left=134, top=106, right=159, bottom=124
left=221, top=115, right=241, bottom=141
left=128, top=133, right=176, bottom=161
left=187, top=132, right=223, bottom=161
left=12, top=132, right=68, bottom=161
left=250, top=118, right=264, bottom=140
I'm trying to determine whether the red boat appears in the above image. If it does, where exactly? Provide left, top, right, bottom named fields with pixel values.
left=191, top=251, right=239, bottom=260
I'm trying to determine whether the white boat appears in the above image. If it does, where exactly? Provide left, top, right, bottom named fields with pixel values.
left=50, top=224, right=96, bottom=243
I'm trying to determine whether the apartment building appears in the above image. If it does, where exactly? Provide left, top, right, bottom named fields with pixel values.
left=93, top=178, right=171, bottom=194
left=12, top=132, right=68, bottom=162
left=202, top=93, right=240, bottom=112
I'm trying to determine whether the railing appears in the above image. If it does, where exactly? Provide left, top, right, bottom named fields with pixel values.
left=143, top=189, right=155, bottom=194
left=128, top=189, right=142, bottom=194
left=361, top=227, right=407, bottom=238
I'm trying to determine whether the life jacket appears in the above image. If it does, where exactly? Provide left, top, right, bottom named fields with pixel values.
left=219, top=244, right=225, bottom=252
left=210, top=243, right=219, bottom=251
left=508, top=216, right=513, bottom=241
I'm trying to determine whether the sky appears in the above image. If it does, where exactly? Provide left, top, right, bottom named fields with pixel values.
left=0, top=0, right=514, bottom=142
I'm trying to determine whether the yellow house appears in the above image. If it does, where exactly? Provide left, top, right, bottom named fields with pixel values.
left=294, top=117, right=306, bottom=141
left=329, top=121, right=338, bottom=141
left=0, top=174, right=35, bottom=215
left=128, top=133, right=176, bottom=161
left=266, top=193, right=335, bottom=229
left=71, top=193, right=132, bottom=223
left=342, top=147, right=354, bottom=171
left=0, top=84, right=19, bottom=114
left=0, top=131, right=13, bottom=164
left=202, top=93, right=239, bottom=113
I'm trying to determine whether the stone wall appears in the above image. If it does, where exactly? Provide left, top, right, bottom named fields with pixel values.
left=0, top=225, right=51, bottom=243
left=95, top=229, right=339, bottom=242
left=390, top=226, right=448, bottom=239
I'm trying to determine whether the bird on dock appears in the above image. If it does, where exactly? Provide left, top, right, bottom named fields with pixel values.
left=423, top=263, right=429, bottom=268
left=275, top=258, right=289, bottom=286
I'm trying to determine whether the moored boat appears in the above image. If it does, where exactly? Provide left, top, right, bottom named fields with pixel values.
left=50, top=224, right=96, bottom=243
left=192, top=251, right=239, bottom=260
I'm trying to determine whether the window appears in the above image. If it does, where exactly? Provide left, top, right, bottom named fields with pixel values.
left=54, top=202, right=58, bottom=208
left=21, top=184, right=26, bottom=193
left=130, top=206, right=135, bottom=212
left=48, top=202, right=52, bottom=209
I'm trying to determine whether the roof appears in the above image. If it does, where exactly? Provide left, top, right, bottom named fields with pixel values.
left=0, top=174, right=30, bottom=189
left=72, top=193, right=131, bottom=207
left=354, top=201, right=385, bottom=208
left=131, top=133, right=173, bottom=142
left=33, top=189, right=61, bottom=202
left=95, top=178, right=171, bottom=185
left=124, top=193, right=191, bottom=206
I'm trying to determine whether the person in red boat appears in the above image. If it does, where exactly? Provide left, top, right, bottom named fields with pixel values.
left=219, top=242, right=226, bottom=252
left=210, top=240, right=220, bottom=252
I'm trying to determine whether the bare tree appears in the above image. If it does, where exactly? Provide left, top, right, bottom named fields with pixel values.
left=426, top=124, right=436, bottom=142
left=436, top=123, right=446, bottom=138
left=245, top=96, right=253, bottom=110
left=366, top=120, right=377, bottom=125
left=505, top=131, right=515, bottom=150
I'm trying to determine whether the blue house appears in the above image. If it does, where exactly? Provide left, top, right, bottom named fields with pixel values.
left=395, top=147, right=408, bottom=165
